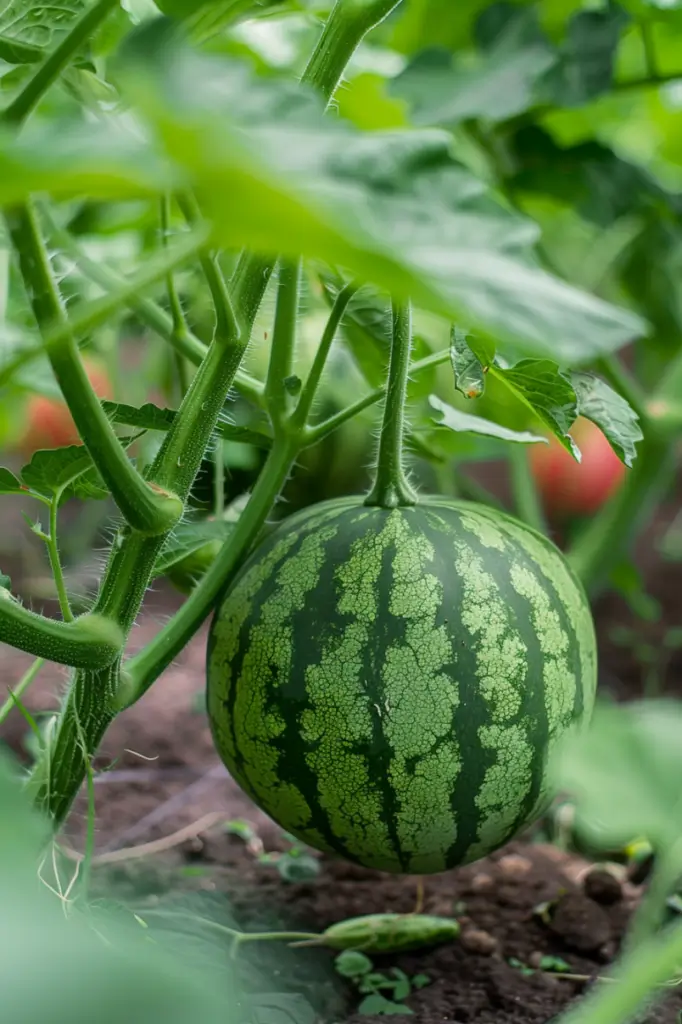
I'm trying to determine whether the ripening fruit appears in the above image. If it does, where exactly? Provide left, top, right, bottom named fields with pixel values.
left=19, top=359, right=113, bottom=456
left=530, top=417, right=625, bottom=520
left=207, top=497, right=596, bottom=874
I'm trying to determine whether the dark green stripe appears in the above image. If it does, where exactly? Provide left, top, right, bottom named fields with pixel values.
left=420, top=517, right=497, bottom=868
left=490, top=546, right=550, bottom=843
left=368, top=516, right=410, bottom=872
left=269, top=509, right=376, bottom=864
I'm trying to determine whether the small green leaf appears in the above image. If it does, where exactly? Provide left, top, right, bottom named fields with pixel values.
left=450, top=327, right=487, bottom=399
left=489, top=359, right=580, bottom=458
left=358, top=993, right=413, bottom=1016
left=0, top=572, right=11, bottom=591
left=571, top=372, right=642, bottom=467
left=543, top=7, right=628, bottom=107
left=391, top=976, right=411, bottom=1002
left=20, top=438, right=138, bottom=503
left=411, top=975, right=430, bottom=990
left=335, top=950, right=373, bottom=979
left=391, top=28, right=555, bottom=125
left=539, top=956, right=571, bottom=974
left=0, top=468, right=25, bottom=495
left=430, top=396, right=547, bottom=445
left=21, top=446, right=107, bottom=500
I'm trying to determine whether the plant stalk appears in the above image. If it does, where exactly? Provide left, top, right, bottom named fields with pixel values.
left=265, top=260, right=301, bottom=428
left=5, top=202, right=184, bottom=535
left=508, top=445, right=546, bottom=534
left=0, top=596, right=123, bottom=669
left=567, top=428, right=674, bottom=594
left=557, top=918, right=682, bottom=1024
left=365, top=300, right=417, bottom=508
left=625, top=840, right=682, bottom=953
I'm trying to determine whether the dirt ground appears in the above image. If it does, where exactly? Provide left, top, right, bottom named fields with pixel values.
left=2, top=507, right=682, bottom=1023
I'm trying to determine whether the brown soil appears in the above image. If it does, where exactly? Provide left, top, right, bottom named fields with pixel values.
left=2, top=513, right=682, bottom=1022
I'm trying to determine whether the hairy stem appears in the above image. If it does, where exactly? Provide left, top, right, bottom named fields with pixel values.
left=122, top=438, right=298, bottom=702
left=5, top=202, right=183, bottom=535
left=365, top=301, right=417, bottom=508
left=293, top=281, right=358, bottom=429
left=0, top=596, right=122, bottom=669
left=265, top=260, right=301, bottom=429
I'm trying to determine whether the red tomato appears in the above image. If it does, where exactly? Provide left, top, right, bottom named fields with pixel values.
left=530, top=416, right=625, bottom=520
left=20, top=359, right=113, bottom=456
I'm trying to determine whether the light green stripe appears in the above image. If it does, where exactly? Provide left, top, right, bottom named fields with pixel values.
left=382, top=514, right=460, bottom=874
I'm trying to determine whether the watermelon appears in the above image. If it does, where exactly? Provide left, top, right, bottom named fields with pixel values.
left=207, top=497, right=596, bottom=874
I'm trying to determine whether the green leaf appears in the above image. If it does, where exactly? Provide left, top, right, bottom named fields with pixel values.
left=153, top=519, right=234, bottom=577
left=489, top=359, right=579, bottom=458
left=21, top=446, right=107, bottom=500
left=19, top=439, right=138, bottom=503
left=0, top=572, right=11, bottom=591
left=429, top=395, right=547, bottom=445
left=539, top=956, right=571, bottom=974
left=554, top=701, right=682, bottom=851
left=446, top=335, right=580, bottom=455
left=542, top=7, right=629, bottom=106
left=335, top=950, right=373, bottom=979
left=571, top=372, right=643, bottom=467
left=0, top=120, right=180, bottom=205
left=116, top=33, right=645, bottom=360
left=358, top=994, right=413, bottom=1016
left=450, top=327, right=489, bottom=399
left=411, top=974, right=430, bottom=990
left=0, top=467, right=25, bottom=494
left=101, top=401, right=272, bottom=449
left=0, top=0, right=87, bottom=64
left=391, top=17, right=556, bottom=125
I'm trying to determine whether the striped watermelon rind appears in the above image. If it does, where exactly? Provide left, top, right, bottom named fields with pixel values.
left=207, top=497, right=596, bottom=874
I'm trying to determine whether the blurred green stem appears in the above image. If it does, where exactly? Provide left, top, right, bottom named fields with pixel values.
left=0, top=658, right=44, bottom=727
left=557, top=918, right=682, bottom=1024
left=567, top=429, right=673, bottom=594
left=508, top=445, right=546, bottom=534
left=625, top=841, right=682, bottom=953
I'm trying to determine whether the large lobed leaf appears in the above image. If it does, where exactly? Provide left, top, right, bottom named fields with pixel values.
left=0, top=23, right=645, bottom=361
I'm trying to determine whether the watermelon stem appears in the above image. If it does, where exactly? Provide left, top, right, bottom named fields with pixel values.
left=365, top=301, right=418, bottom=509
